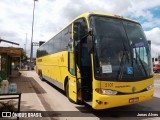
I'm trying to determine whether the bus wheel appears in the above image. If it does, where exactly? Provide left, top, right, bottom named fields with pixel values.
left=39, top=73, right=44, bottom=81
left=65, top=82, right=69, bottom=98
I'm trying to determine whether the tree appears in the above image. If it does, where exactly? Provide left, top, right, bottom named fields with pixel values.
left=21, top=50, right=27, bottom=61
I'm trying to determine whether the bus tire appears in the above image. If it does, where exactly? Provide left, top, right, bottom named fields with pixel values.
left=65, top=82, right=69, bottom=98
left=39, top=73, right=44, bottom=81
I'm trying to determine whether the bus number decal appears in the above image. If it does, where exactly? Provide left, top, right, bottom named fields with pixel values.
left=105, top=83, right=113, bottom=88
left=37, top=59, right=42, bottom=62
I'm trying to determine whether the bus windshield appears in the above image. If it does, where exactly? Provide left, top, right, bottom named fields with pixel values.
left=90, top=16, right=152, bottom=81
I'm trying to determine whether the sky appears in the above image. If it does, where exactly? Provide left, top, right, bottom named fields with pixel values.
left=0, top=0, right=160, bottom=58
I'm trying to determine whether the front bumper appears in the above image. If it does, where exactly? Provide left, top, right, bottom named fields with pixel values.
left=92, top=89, right=154, bottom=110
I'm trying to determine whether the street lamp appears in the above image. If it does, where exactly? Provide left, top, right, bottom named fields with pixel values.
left=30, top=0, right=38, bottom=63
left=25, top=33, right=27, bottom=53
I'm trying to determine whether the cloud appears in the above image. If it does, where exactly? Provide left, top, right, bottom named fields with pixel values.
left=145, top=27, right=160, bottom=45
left=145, top=27, right=160, bottom=57
left=59, top=0, right=132, bottom=21
left=0, top=0, right=160, bottom=58
left=142, top=18, right=160, bottom=30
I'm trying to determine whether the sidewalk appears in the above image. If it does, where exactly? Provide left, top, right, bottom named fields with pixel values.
left=8, top=71, right=52, bottom=120
left=0, top=71, right=55, bottom=120
left=154, top=73, right=160, bottom=80
left=6, top=71, right=94, bottom=120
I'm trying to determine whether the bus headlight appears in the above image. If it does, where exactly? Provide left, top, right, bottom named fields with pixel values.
left=95, top=88, right=118, bottom=95
left=146, top=84, right=154, bottom=90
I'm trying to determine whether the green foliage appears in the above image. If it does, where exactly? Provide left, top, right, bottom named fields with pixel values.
left=0, top=100, right=18, bottom=112
left=0, top=77, right=2, bottom=83
left=21, top=50, right=27, bottom=61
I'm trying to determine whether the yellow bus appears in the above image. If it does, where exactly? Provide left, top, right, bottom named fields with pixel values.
left=36, top=12, right=154, bottom=110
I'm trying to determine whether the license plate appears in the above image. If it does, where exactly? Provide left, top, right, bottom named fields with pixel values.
left=129, top=97, right=139, bottom=103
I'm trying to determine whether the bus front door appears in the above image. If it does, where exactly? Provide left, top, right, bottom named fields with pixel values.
left=68, top=49, right=79, bottom=103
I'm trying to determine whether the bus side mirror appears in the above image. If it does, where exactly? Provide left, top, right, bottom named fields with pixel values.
left=148, top=40, right=151, bottom=45
left=87, top=28, right=94, bottom=53
left=67, top=40, right=72, bottom=52
left=148, top=40, right=151, bottom=50
left=87, top=34, right=93, bottom=53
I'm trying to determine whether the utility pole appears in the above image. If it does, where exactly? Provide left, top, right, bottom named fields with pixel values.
left=30, top=0, right=38, bottom=63
left=25, top=33, right=28, bottom=53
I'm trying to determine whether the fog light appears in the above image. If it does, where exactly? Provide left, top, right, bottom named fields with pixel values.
left=96, top=100, right=102, bottom=104
left=104, top=102, right=108, bottom=105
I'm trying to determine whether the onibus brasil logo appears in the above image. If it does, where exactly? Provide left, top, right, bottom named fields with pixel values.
left=2, top=112, right=42, bottom=118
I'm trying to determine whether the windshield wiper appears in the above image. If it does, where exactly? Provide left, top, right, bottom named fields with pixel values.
left=134, top=47, right=148, bottom=77
left=117, top=51, right=125, bottom=80
left=117, top=42, right=130, bottom=80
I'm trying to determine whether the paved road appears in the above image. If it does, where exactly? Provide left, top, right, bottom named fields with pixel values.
left=22, top=71, right=160, bottom=120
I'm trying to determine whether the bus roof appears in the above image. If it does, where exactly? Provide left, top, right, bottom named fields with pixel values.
left=74, top=12, right=139, bottom=24
left=38, top=12, right=139, bottom=49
